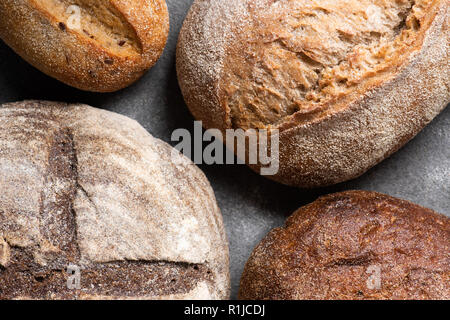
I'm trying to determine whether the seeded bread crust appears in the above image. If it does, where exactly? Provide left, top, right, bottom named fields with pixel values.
left=239, top=191, right=450, bottom=300
left=177, top=0, right=449, bottom=187
left=0, top=101, right=230, bottom=300
left=0, top=0, right=169, bottom=92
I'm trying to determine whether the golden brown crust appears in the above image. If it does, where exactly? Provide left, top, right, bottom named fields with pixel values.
left=0, top=0, right=169, bottom=92
left=177, top=0, right=449, bottom=187
left=222, top=0, right=435, bottom=130
left=239, top=191, right=450, bottom=300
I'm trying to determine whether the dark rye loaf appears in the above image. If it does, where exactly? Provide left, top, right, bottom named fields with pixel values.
left=239, top=191, right=449, bottom=300
left=0, top=101, right=230, bottom=300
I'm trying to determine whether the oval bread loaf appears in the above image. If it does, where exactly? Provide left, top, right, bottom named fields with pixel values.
left=239, top=191, right=450, bottom=300
left=0, top=0, right=169, bottom=92
left=0, top=100, right=229, bottom=300
left=177, top=0, right=450, bottom=187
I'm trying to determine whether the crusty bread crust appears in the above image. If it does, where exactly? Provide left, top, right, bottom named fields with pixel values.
left=0, top=0, right=169, bottom=92
left=0, top=101, right=230, bottom=300
left=177, top=0, right=449, bottom=187
left=239, top=191, right=450, bottom=300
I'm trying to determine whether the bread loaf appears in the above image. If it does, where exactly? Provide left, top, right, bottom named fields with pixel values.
left=0, top=0, right=169, bottom=92
left=177, top=0, right=449, bottom=187
left=239, top=191, right=449, bottom=300
left=0, top=100, right=229, bottom=300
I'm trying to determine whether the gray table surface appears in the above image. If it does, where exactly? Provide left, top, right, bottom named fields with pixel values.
left=0, top=0, right=448, bottom=299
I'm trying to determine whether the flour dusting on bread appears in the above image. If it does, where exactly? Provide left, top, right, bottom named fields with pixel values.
left=177, top=0, right=449, bottom=187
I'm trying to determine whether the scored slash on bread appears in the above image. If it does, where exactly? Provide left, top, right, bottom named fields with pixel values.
left=0, top=101, right=230, bottom=300
left=0, top=0, right=170, bottom=92
left=177, top=0, right=449, bottom=187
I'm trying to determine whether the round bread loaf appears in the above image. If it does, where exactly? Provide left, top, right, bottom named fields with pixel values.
left=177, top=0, right=449, bottom=187
left=239, top=191, right=449, bottom=300
left=0, top=0, right=169, bottom=92
left=0, top=100, right=229, bottom=300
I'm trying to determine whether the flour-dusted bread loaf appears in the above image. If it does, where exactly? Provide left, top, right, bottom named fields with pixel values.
left=0, top=0, right=169, bottom=92
left=239, top=191, right=450, bottom=300
left=0, top=101, right=229, bottom=300
left=177, top=0, right=449, bottom=188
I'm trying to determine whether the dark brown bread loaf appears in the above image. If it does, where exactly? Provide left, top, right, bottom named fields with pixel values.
left=239, top=191, right=449, bottom=300
left=0, top=101, right=229, bottom=300
left=177, top=0, right=449, bottom=187
left=0, top=0, right=169, bottom=92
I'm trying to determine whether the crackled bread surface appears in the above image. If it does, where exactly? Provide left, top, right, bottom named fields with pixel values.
left=0, top=101, right=229, bottom=300
left=177, top=0, right=449, bottom=187
left=239, top=191, right=450, bottom=300
left=223, top=0, right=437, bottom=129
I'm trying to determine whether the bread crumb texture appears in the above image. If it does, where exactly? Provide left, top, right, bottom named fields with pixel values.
left=0, top=101, right=229, bottom=300
left=239, top=191, right=450, bottom=300
left=33, top=0, right=142, bottom=54
left=222, top=0, right=438, bottom=129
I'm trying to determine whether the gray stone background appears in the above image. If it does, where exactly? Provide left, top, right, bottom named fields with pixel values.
left=0, top=0, right=448, bottom=299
